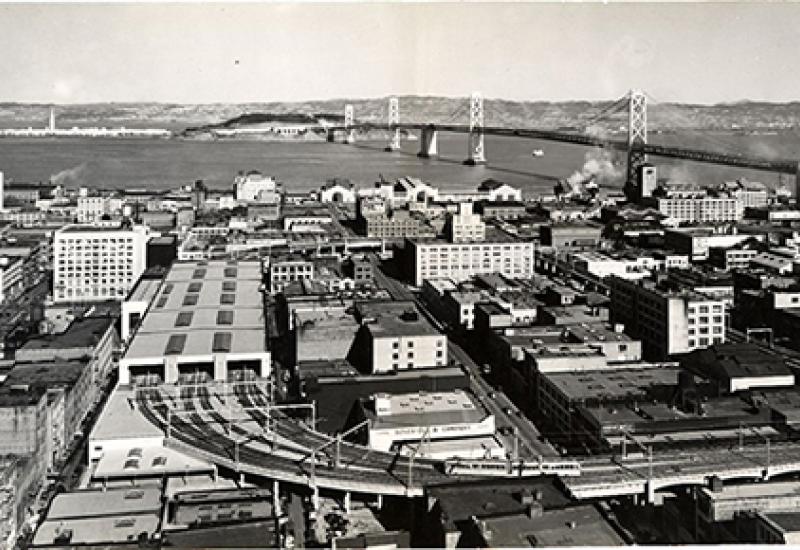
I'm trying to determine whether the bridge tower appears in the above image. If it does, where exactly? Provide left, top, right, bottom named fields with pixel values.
left=344, top=103, right=355, bottom=144
left=417, top=124, right=438, bottom=159
left=464, top=92, right=486, bottom=165
left=385, top=96, right=401, bottom=152
left=626, top=89, right=647, bottom=197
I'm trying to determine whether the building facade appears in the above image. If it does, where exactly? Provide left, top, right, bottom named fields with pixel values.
left=609, top=276, right=727, bottom=359
left=53, top=224, right=150, bottom=303
left=408, top=237, right=535, bottom=286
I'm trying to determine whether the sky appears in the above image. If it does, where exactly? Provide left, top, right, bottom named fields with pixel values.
left=1, top=2, right=798, bottom=105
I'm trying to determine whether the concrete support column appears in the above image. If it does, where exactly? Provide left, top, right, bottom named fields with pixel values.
left=417, top=125, right=438, bottom=158
left=376, top=494, right=383, bottom=510
left=273, top=480, right=282, bottom=516
left=343, top=491, right=351, bottom=515
left=214, top=355, right=226, bottom=381
left=312, top=485, right=320, bottom=513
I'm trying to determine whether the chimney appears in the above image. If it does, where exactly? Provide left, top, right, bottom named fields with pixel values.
left=526, top=502, right=544, bottom=519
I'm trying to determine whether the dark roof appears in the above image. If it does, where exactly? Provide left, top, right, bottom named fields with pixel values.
left=20, top=316, right=115, bottom=352
left=682, top=343, right=792, bottom=382
left=161, top=520, right=276, bottom=548
left=303, top=366, right=468, bottom=434
left=766, top=512, right=800, bottom=533
left=4, top=360, right=89, bottom=389
left=427, top=478, right=570, bottom=528
left=0, top=383, right=47, bottom=407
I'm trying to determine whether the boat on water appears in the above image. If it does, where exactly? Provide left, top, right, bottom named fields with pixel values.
left=531, top=149, right=544, bottom=157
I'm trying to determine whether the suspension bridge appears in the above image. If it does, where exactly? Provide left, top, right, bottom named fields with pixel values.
left=325, top=90, right=800, bottom=197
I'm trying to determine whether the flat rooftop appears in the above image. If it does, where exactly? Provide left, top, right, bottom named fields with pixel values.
left=3, top=360, right=89, bottom=389
left=46, top=484, right=163, bottom=520
left=544, top=367, right=681, bottom=402
left=20, top=315, right=115, bottom=352
left=368, top=389, right=489, bottom=428
left=479, top=505, right=624, bottom=547
left=700, top=480, right=800, bottom=501
left=126, top=277, right=163, bottom=303
left=33, top=515, right=161, bottom=547
left=90, top=386, right=164, bottom=442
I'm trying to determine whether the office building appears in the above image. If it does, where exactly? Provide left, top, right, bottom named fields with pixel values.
left=656, top=197, right=742, bottom=223
left=407, top=229, right=535, bottom=286
left=445, top=202, right=486, bottom=243
left=53, top=224, right=150, bottom=303
left=266, top=255, right=314, bottom=293
left=609, top=275, right=727, bottom=359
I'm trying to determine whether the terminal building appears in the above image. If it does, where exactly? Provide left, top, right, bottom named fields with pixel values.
left=119, top=260, right=270, bottom=385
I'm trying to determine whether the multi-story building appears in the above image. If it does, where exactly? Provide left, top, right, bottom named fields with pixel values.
left=445, top=202, right=486, bottom=243
left=407, top=230, right=535, bottom=286
left=351, top=301, right=447, bottom=373
left=266, top=255, right=315, bottom=293
left=361, top=210, right=436, bottom=239
left=0, top=385, right=49, bottom=474
left=656, top=197, right=742, bottom=223
left=119, top=260, right=270, bottom=385
left=708, top=246, right=760, bottom=271
left=53, top=224, right=150, bottom=303
left=76, top=196, right=111, bottom=223
left=608, top=275, right=727, bottom=359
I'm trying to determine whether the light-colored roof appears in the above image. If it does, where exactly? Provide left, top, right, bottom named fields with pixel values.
left=122, top=260, right=266, bottom=362
left=46, top=485, right=163, bottom=520
left=33, top=515, right=161, bottom=546
left=90, top=387, right=164, bottom=441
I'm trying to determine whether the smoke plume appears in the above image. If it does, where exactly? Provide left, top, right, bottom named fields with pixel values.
left=565, top=150, right=622, bottom=195
left=50, top=163, right=87, bottom=187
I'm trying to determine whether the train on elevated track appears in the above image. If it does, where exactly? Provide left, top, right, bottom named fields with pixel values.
left=439, top=457, right=581, bottom=478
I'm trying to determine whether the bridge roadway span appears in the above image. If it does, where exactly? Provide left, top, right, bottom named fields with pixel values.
left=331, top=122, right=799, bottom=175
left=567, top=444, right=800, bottom=502
left=135, top=383, right=456, bottom=496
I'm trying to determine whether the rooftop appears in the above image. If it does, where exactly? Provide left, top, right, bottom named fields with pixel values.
left=428, top=478, right=570, bottom=528
left=3, top=360, right=90, bottom=389
left=683, top=343, right=793, bottom=381
left=20, top=315, right=115, bottom=352
left=46, top=485, right=163, bottom=520
left=544, top=367, right=681, bottom=402
left=477, top=505, right=624, bottom=547
left=123, top=260, right=266, bottom=361
left=33, top=515, right=161, bottom=546
left=366, top=389, right=489, bottom=428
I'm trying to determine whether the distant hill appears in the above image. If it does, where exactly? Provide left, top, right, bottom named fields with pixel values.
left=1, top=97, right=799, bottom=132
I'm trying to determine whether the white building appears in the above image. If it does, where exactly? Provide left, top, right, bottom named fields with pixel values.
left=358, top=390, right=498, bottom=456
left=317, top=181, right=356, bottom=204
left=656, top=197, right=742, bottom=223
left=445, top=202, right=486, bottom=243
left=609, top=276, right=727, bottom=360
left=53, top=224, right=150, bottom=303
left=76, top=196, right=110, bottom=223
left=233, top=171, right=280, bottom=203
left=408, top=232, right=535, bottom=286
left=359, top=308, right=448, bottom=373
